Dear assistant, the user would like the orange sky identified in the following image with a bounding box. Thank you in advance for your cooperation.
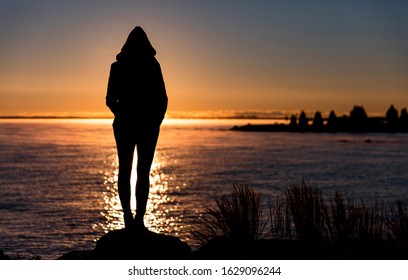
[0,1,407,118]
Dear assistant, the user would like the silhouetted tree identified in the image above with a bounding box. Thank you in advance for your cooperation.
[349,106,368,132]
[326,110,338,132]
[298,111,308,131]
[338,115,350,131]
[400,108,408,132]
[386,105,399,131]
[289,115,297,127]
[312,111,324,131]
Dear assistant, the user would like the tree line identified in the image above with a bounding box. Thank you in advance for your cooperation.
[289,105,408,132]
[232,105,408,133]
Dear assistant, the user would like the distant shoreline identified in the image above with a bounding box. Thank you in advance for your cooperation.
[231,122,408,133]
[233,105,408,133]
[0,116,112,119]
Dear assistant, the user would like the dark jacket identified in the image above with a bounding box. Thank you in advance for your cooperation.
[106,56,167,126]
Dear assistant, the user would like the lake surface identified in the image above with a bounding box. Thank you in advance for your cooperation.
[0,118,407,259]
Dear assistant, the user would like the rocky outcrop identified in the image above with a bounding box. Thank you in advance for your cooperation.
[0,250,11,260]
[60,228,191,260]
[192,237,307,260]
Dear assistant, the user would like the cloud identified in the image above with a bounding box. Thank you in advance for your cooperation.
[166,110,294,119]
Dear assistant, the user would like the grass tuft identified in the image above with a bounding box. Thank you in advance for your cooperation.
[192,184,263,244]
[284,179,328,245]
[387,199,408,245]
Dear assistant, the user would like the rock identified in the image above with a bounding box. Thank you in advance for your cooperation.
[60,228,191,260]
[0,250,11,260]
[95,228,191,259]
[191,236,243,259]
[192,237,309,260]
[59,250,97,260]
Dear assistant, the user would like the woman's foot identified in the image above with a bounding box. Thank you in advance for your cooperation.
[133,215,147,231]
[123,213,134,229]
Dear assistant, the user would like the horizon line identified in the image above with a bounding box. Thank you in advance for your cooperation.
[0,108,400,120]
[1,105,405,120]
[0,115,287,120]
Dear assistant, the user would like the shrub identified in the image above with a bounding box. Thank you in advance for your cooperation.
[284,179,328,245]
[192,184,263,244]
[192,180,408,258]
[328,193,386,246]
[387,199,408,245]
[268,196,292,240]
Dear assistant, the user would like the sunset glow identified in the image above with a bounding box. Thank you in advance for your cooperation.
[1,1,407,117]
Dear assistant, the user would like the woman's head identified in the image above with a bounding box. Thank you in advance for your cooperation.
[117,26,156,61]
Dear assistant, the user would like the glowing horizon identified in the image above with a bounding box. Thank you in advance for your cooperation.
[0,106,405,120]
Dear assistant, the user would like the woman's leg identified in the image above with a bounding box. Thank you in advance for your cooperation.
[135,126,160,225]
[114,122,135,227]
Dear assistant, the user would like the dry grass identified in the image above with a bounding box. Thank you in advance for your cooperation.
[268,179,406,251]
[284,179,328,245]
[387,199,408,245]
[327,192,385,247]
[191,184,264,244]
[192,180,408,256]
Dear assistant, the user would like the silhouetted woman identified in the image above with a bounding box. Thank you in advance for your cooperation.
[106,26,167,229]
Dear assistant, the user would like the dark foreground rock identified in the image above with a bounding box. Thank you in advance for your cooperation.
[58,231,408,260]
[60,228,191,260]
[5,233,406,260]
[191,237,408,260]
[60,235,312,260]
[0,250,11,260]
[192,237,305,259]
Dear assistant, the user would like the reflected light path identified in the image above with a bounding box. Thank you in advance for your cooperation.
[94,149,184,240]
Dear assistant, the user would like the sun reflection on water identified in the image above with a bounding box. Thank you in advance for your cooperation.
[94,149,183,239]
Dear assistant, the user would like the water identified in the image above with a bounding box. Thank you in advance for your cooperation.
[1,118,407,259]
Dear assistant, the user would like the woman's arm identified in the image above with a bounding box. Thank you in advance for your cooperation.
[106,62,121,115]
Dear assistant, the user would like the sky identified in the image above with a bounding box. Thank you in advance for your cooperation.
[0,0,407,118]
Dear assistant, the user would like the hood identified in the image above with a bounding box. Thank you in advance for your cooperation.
[116,26,156,62]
